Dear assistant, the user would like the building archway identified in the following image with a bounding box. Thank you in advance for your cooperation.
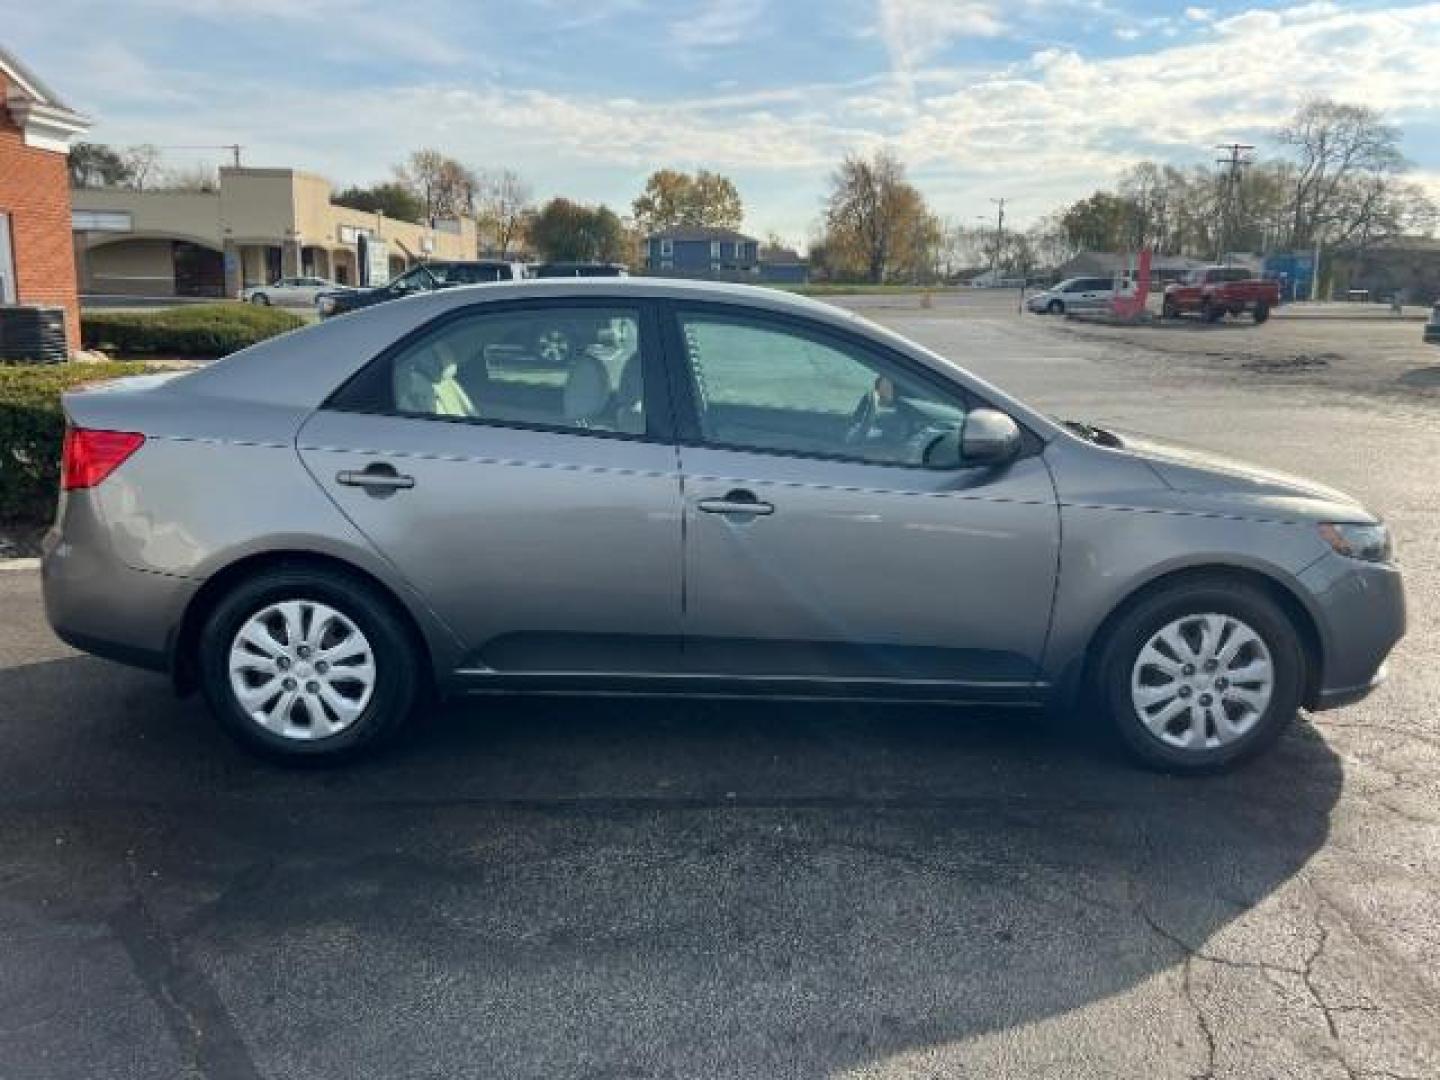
[79,233,224,297]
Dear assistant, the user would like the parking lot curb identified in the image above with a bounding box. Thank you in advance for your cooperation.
[0,558,41,571]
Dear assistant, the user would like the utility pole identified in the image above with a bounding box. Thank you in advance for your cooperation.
[989,197,1006,282]
[1214,143,1253,263]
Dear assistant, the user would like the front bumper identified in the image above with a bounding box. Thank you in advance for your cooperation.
[1295,551,1406,711]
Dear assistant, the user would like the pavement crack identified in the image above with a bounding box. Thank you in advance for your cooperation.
[108,860,263,1080]
[1134,905,1220,1079]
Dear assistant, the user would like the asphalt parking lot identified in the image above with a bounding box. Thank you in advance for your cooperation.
[2,292,1438,1079]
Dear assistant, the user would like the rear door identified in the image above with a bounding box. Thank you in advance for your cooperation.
[662,303,1059,687]
[298,298,683,676]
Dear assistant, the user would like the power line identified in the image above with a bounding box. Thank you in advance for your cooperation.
[152,144,244,167]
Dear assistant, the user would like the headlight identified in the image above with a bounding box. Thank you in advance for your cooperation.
[1318,522,1392,563]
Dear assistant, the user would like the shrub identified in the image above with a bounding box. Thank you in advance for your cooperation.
[81,303,304,358]
[0,362,160,524]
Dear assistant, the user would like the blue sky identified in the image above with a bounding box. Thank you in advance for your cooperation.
[6,0,1439,243]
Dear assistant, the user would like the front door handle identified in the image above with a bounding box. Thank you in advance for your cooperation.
[336,464,415,491]
[698,489,774,517]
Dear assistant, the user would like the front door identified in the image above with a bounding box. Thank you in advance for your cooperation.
[299,299,683,676]
[666,305,1059,687]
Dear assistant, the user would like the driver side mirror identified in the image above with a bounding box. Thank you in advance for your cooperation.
[924,408,1022,469]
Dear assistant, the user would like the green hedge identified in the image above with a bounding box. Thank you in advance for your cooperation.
[81,303,304,358]
[0,362,160,524]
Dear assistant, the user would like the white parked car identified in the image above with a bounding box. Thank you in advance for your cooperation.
[1026,277,1130,315]
[242,276,350,308]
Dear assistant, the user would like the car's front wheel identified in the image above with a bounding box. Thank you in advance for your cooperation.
[1047,299,1065,315]
[250,293,270,306]
[198,566,420,761]
[1096,578,1305,772]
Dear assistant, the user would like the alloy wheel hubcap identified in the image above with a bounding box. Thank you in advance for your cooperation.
[1130,613,1274,751]
[228,600,375,740]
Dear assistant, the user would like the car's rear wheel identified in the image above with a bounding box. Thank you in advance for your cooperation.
[1096,578,1304,773]
[250,293,270,306]
[198,567,420,761]
[1047,299,1065,315]
[1201,299,1222,323]
[1161,298,1178,319]
[1253,302,1271,324]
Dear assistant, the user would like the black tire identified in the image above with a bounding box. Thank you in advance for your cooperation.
[250,293,270,306]
[1095,577,1305,774]
[198,566,421,762]
[1047,299,1065,315]
[1201,299,1222,323]
[1161,298,1179,320]
[1253,302,1271,324]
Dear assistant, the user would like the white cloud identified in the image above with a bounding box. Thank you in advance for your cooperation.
[669,0,770,50]
[1184,6,1214,22]
[877,0,1006,98]
[48,1,1440,237]
[133,0,468,66]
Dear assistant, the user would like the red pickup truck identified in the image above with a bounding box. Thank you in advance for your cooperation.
[1162,266,1281,324]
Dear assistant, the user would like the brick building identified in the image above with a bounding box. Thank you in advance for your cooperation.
[0,48,89,350]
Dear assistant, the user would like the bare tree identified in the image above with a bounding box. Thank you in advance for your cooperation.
[394,149,477,222]
[1279,99,1406,247]
[476,169,533,256]
[122,144,162,190]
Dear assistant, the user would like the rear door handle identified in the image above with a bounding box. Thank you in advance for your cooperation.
[698,489,774,517]
[336,465,415,491]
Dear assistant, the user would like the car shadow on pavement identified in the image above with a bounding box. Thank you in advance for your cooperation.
[0,656,1343,1079]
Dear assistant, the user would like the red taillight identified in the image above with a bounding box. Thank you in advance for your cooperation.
[61,428,146,491]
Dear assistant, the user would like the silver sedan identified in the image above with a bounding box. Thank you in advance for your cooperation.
[43,279,1404,770]
[241,276,348,308]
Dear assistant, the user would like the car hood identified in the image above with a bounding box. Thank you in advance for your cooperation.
[1112,429,1375,521]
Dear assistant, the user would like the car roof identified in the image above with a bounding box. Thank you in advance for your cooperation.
[396,276,859,321]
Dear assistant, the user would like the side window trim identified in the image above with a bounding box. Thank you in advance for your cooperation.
[323,296,680,446]
[657,300,990,465]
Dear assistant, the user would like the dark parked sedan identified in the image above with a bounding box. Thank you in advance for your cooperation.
[318,260,525,318]
[44,280,1404,770]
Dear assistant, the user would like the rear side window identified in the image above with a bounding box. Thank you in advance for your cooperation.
[330,305,648,436]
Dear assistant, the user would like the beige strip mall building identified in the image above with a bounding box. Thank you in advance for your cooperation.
[72,167,477,298]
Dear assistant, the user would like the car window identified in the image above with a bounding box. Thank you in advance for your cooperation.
[675,311,969,467]
[432,264,504,285]
[344,306,647,436]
